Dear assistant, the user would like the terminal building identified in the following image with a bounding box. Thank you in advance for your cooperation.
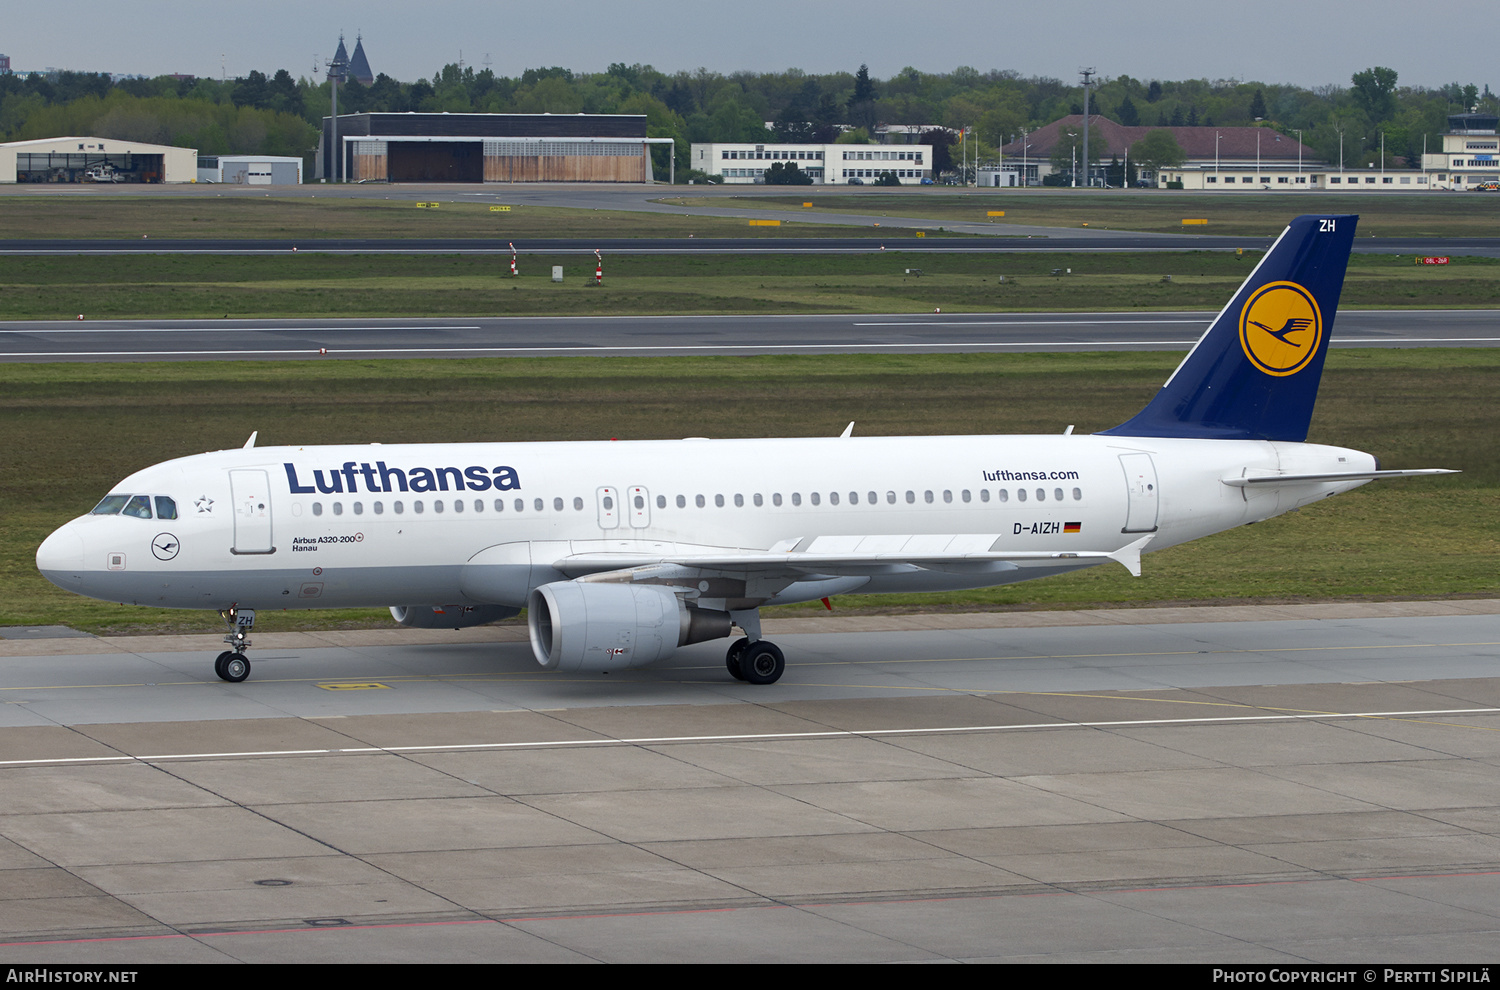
[318,113,669,183]
[0,136,197,183]
[690,141,934,184]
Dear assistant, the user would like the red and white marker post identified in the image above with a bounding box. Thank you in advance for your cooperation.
[509,242,518,277]
[594,249,603,285]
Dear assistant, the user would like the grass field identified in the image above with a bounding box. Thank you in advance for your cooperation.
[2,350,1492,635]
[0,195,925,241]
[3,250,1496,319]
[3,191,1497,241]
[664,191,1500,237]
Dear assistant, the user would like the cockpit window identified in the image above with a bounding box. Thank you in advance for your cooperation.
[122,495,153,519]
[92,495,130,515]
[155,496,178,520]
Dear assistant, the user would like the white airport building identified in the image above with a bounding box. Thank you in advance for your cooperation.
[690,142,933,184]
[1419,112,1500,190]
[0,136,197,183]
[197,155,303,185]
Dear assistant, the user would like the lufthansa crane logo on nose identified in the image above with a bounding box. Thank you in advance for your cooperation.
[151,533,180,561]
[1239,280,1323,377]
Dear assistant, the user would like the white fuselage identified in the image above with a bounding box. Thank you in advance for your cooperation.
[37,433,1375,612]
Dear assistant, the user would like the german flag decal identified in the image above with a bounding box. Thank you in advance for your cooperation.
[1064,521,1082,533]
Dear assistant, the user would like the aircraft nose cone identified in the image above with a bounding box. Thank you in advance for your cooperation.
[36,524,86,589]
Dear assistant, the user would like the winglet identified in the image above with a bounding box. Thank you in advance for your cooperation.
[243,431,258,449]
[1108,535,1154,578]
[840,422,855,439]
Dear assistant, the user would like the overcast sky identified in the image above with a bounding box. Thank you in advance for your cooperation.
[6,1,1493,93]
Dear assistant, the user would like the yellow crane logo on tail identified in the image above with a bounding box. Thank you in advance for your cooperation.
[1239,281,1323,377]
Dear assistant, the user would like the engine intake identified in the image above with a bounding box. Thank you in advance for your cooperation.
[527,581,732,672]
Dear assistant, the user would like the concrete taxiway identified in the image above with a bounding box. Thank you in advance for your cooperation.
[3,309,1497,362]
[0,601,1497,962]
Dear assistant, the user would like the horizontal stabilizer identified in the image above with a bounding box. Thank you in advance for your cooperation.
[1223,469,1459,487]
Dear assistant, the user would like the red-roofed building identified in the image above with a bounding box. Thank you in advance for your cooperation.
[1002,115,1320,189]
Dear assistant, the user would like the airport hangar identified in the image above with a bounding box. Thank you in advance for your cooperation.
[0,136,197,183]
[317,112,676,183]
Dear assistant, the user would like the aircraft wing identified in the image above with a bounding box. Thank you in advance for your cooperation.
[550,534,1153,581]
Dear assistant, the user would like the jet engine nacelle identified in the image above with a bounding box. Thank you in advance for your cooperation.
[390,604,521,629]
[527,581,732,672]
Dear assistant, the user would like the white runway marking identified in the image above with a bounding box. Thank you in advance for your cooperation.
[5,706,1493,768]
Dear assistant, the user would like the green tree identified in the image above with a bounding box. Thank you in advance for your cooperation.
[847,63,878,132]
[1351,67,1398,122]
[1131,129,1187,173]
[764,161,813,185]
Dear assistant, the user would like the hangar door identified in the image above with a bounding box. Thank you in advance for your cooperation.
[388,141,483,182]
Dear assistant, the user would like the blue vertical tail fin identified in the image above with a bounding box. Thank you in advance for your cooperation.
[1100,214,1357,442]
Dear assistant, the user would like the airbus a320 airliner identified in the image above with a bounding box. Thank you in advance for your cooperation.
[37,215,1453,685]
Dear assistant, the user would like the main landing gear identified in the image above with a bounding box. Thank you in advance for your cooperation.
[723,610,786,685]
[215,607,255,683]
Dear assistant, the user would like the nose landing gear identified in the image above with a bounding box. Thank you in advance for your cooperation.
[215,607,255,682]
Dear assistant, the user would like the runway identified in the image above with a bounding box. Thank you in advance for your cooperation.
[0,602,1497,962]
[7,235,1500,258]
[2,310,1496,361]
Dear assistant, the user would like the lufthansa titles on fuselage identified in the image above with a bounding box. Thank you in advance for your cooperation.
[283,461,521,496]
[981,469,1081,482]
